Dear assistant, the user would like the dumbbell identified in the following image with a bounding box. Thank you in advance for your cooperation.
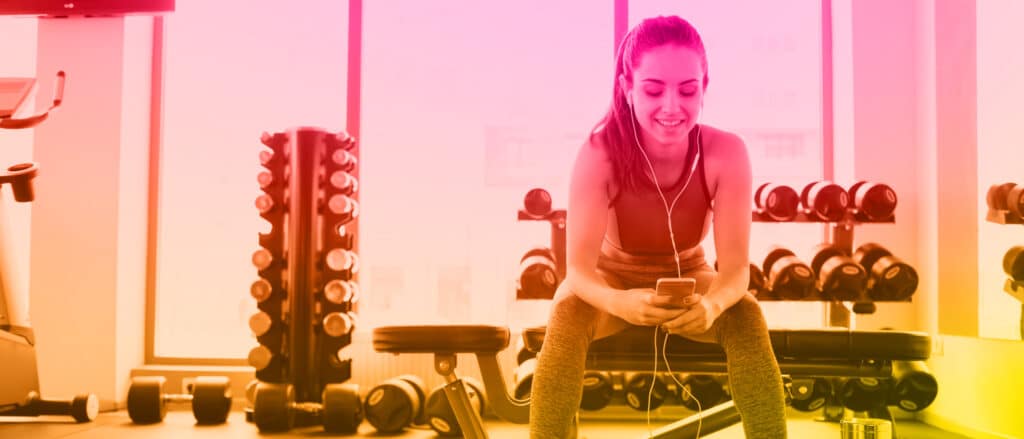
[519,247,559,299]
[524,187,553,217]
[986,182,1017,211]
[848,181,898,220]
[580,371,614,411]
[754,183,800,221]
[513,357,537,400]
[425,376,486,437]
[6,392,99,423]
[514,335,537,365]
[800,181,850,222]
[714,260,768,297]
[852,243,919,301]
[363,374,428,433]
[676,374,727,412]
[838,377,891,412]
[810,243,868,301]
[624,372,669,411]
[252,382,363,433]
[889,361,938,412]
[127,376,232,425]
[1004,246,1024,282]
[1008,185,1024,218]
[762,246,817,300]
[788,377,832,412]
[748,263,768,297]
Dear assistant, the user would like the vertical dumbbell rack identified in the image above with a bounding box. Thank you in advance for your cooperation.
[984,183,1024,339]
[515,188,567,300]
[248,127,362,432]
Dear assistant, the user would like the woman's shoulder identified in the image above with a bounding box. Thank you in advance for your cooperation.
[578,126,614,169]
[698,124,748,162]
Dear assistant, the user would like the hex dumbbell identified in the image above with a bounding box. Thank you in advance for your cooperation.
[788,377,832,412]
[1003,246,1024,282]
[762,246,817,300]
[127,376,231,425]
[252,382,363,433]
[580,371,615,411]
[518,247,559,299]
[624,372,669,411]
[987,182,1017,211]
[513,357,537,400]
[363,374,427,434]
[714,260,768,297]
[838,377,890,412]
[852,243,919,301]
[810,243,868,301]
[677,374,728,412]
[888,361,938,412]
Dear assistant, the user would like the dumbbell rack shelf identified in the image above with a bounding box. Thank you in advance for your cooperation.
[985,208,1024,225]
[753,207,900,329]
[1003,280,1024,304]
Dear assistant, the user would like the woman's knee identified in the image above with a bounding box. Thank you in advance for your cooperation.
[549,284,599,329]
[717,293,769,334]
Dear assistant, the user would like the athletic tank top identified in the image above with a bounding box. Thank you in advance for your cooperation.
[608,125,712,256]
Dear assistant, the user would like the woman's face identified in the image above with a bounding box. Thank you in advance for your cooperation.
[622,44,705,152]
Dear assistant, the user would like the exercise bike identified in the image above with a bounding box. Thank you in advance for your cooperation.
[0,71,98,423]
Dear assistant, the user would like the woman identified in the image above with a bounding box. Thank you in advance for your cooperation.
[528,15,787,438]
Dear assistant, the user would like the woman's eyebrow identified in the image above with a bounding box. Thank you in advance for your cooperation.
[641,78,699,85]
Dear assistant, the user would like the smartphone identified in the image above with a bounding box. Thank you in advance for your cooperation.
[656,277,697,306]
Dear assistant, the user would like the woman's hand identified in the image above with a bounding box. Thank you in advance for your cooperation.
[660,295,722,336]
[610,288,696,327]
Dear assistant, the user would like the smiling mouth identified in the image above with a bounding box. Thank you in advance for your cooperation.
[656,119,683,127]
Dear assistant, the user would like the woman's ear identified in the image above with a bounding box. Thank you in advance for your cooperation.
[618,74,631,107]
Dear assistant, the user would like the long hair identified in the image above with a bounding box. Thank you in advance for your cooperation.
[591,16,709,193]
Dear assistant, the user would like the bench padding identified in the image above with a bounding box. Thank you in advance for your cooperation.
[523,327,931,361]
[372,325,510,353]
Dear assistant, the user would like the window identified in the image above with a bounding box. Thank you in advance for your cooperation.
[153,0,350,359]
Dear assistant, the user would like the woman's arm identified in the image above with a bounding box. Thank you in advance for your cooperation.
[562,138,621,314]
[704,131,753,315]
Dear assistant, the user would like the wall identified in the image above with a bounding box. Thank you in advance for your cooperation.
[29,16,151,409]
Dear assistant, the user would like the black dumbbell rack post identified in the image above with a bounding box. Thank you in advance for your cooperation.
[251,127,359,417]
[754,203,896,329]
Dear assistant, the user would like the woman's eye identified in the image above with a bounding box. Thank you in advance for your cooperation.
[681,89,697,97]
[645,91,663,97]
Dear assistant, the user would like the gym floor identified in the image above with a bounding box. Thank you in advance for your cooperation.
[0,409,970,438]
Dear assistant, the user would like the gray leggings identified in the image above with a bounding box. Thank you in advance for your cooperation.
[528,245,787,438]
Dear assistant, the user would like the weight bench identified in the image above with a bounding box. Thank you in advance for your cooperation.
[372,325,931,439]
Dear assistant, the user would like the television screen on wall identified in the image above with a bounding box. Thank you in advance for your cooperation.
[0,0,174,17]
